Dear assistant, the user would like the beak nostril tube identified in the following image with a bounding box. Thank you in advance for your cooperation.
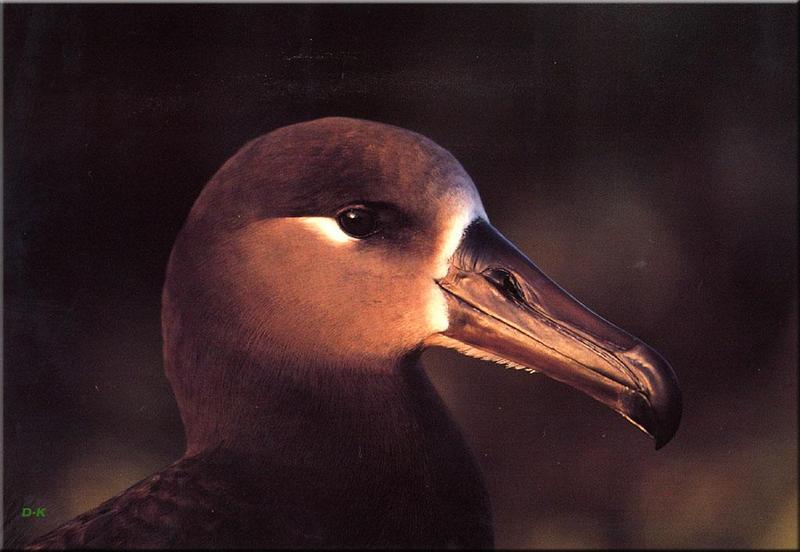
[483,268,527,305]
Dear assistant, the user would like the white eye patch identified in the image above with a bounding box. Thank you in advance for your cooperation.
[433,189,487,280]
[434,210,476,280]
[426,212,478,333]
[297,217,356,244]
[427,190,487,332]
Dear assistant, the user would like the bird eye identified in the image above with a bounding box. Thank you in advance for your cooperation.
[336,206,380,238]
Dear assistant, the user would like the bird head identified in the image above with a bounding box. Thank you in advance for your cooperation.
[163,117,681,451]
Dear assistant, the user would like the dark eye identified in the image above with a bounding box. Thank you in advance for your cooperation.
[336,206,380,238]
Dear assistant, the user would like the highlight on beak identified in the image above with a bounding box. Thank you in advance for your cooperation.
[430,219,682,449]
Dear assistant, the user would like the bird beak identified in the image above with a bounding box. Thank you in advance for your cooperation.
[433,219,682,449]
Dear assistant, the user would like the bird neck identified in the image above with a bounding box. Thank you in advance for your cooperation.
[179,351,463,482]
[170,349,493,547]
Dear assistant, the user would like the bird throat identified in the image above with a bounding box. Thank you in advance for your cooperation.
[184,352,456,475]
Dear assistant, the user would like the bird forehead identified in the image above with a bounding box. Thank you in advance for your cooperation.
[280,153,476,219]
[284,121,473,201]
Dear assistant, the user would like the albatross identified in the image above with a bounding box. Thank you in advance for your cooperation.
[28,117,681,549]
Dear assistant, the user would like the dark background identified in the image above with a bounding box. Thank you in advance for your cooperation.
[4,4,797,548]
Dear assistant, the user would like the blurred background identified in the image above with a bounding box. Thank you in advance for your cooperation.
[4,4,797,548]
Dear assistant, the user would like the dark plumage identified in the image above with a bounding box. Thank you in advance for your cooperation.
[28,117,680,549]
[29,372,492,549]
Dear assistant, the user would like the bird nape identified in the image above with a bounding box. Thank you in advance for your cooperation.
[27,117,681,549]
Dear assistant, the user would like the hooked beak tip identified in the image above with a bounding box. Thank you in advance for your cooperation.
[618,344,682,449]
[653,394,682,449]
